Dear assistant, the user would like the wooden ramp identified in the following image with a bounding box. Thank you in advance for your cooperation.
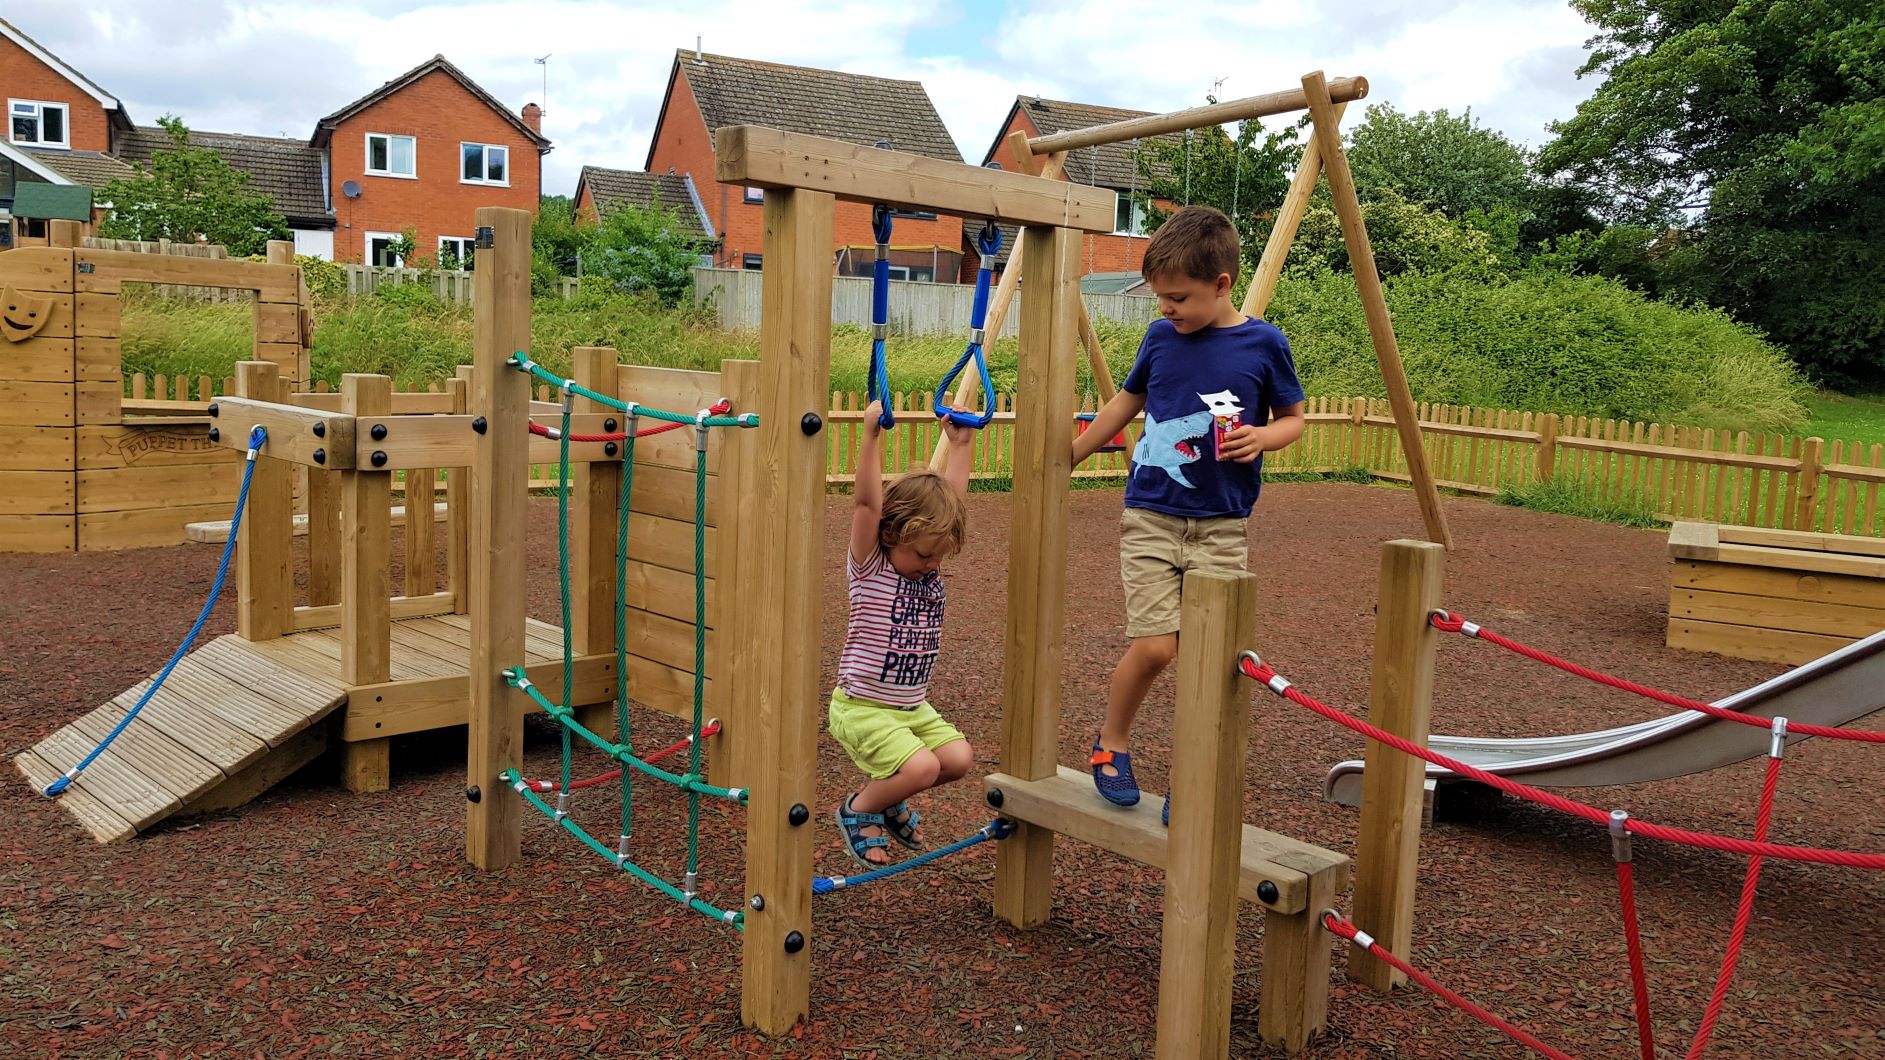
[15,617,564,843]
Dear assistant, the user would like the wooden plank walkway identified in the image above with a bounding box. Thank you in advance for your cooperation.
[16,618,561,843]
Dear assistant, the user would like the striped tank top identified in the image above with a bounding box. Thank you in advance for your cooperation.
[837,547,946,709]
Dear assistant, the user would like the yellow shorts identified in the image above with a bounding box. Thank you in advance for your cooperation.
[828,686,967,780]
[1119,507,1250,638]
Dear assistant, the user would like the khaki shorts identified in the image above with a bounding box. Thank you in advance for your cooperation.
[1119,507,1249,638]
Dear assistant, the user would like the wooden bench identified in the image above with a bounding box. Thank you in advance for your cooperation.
[1668,522,1885,664]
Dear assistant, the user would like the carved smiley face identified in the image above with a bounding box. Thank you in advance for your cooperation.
[2,287,54,343]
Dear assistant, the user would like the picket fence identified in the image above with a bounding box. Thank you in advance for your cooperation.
[341,264,579,303]
[116,374,1885,538]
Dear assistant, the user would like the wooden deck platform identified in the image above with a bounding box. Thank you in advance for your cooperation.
[16,617,567,843]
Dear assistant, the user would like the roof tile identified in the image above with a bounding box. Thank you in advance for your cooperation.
[577,167,713,240]
[676,51,960,163]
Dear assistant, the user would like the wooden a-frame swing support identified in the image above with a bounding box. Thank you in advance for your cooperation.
[928,72,1454,551]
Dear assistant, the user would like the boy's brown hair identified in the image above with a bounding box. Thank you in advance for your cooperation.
[879,468,968,552]
[1141,205,1241,285]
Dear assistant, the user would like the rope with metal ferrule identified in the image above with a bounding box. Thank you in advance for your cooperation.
[507,355,755,428]
[867,205,896,428]
[932,221,1002,429]
[44,425,269,798]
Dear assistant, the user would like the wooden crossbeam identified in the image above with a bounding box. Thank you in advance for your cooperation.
[714,126,1117,232]
[209,395,355,468]
[1027,77,1369,154]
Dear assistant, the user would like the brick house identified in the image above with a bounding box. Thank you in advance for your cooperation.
[572,166,715,248]
[0,16,135,242]
[645,49,964,281]
[313,55,551,267]
[964,96,1179,282]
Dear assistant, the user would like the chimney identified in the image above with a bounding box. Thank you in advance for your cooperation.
[695,36,704,62]
[522,103,542,134]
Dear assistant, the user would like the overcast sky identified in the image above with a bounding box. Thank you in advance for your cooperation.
[9,0,1602,198]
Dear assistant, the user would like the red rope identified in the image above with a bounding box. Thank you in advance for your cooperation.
[1684,754,1781,1059]
[1430,611,1885,745]
[1615,859,1656,1060]
[1322,913,1576,1060]
[1238,656,1885,870]
[524,721,722,793]
[528,399,733,443]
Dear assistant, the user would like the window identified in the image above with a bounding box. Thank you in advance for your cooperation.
[1115,194,1148,236]
[460,143,508,185]
[365,133,416,178]
[366,231,405,267]
[885,264,911,281]
[741,253,763,271]
[438,236,476,270]
[10,100,69,148]
[743,186,764,204]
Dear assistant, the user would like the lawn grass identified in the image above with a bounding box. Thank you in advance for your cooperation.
[1800,391,1885,447]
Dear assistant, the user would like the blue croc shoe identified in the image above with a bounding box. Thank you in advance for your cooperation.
[1089,739,1141,807]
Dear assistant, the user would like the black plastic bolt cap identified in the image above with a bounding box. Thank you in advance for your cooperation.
[312,421,326,438]
[788,804,810,826]
[207,427,220,443]
[1258,880,1280,904]
[370,423,388,441]
[465,785,482,803]
[783,931,805,954]
[800,413,823,435]
[371,451,387,468]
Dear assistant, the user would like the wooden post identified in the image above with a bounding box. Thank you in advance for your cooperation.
[340,373,394,792]
[446,371,471,614]
[1155,570,1260,1059]
[234,361,294,641]
[570,346,621,739]
[740,189,834,1033]
[1302,72,1452,551]
[467,208,533,869]
[709,359,761,789]
[993,223,1083,928]
[1244,102,1346,319]
[307,467,341,606]
[1350,540,1445,991]
[1791,437,1824,531]
[1535,413,1560,484]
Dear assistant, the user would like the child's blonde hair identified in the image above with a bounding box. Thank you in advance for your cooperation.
[879,468,968,552]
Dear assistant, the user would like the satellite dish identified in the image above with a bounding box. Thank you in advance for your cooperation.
[341,180,362,199]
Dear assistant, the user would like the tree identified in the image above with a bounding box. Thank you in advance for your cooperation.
[1537,0,1885,386]
[1291,187,1504,279]
[1346,103,1537,225]
[97,117,289,256]
[1132,109,1297,259]
[585,198,703,306]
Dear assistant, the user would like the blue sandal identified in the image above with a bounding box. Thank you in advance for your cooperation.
[836,796,892,868]
[1089,739,1141,807]
[883,801,924,851]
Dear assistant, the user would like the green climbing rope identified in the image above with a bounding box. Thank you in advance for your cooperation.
[510,355,754,428]
[507,667,747,803]
[502,769,744,929]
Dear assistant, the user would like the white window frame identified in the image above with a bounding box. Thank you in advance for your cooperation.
[9,99,70,149]
[438,235,476,269]
[364,133,417,179]
[885,264,912,281]
[365,231,405,268]
[459,142,509,186]
[1114,194,1148,237]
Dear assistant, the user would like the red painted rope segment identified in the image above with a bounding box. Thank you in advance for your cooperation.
[1322,912,1576,1060]
[1429,611,1885,745]
[1684,754,1781,1059]
[524,721,721,794]
[1237,655,1885,870]
[529,399,734,442]
[1614,857,1657,1060]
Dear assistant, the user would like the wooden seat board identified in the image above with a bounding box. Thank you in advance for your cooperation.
[983,766,1349,914]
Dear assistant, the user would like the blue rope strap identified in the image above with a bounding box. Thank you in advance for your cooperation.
[45,425,268,798]
[866,205,896,428]
[933,222,1002,429]
[812,817,1013,895]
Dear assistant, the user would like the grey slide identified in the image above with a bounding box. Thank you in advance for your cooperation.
[1323,629,1885,806]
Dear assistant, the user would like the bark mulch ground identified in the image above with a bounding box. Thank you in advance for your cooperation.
[2,482,1880,1058]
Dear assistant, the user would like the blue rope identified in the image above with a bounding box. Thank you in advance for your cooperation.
[812,817,1012,895]
[866,205,896,429]
[44,425,268,798]
[933,222,1002,429]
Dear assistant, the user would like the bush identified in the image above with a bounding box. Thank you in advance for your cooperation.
[297,255,347,301]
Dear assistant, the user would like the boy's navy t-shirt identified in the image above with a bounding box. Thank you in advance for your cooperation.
[1121,316,1304,519]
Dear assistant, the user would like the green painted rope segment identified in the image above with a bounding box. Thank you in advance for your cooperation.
[509,355,757,428]
[502,769,744,930]
[506,670,747,804]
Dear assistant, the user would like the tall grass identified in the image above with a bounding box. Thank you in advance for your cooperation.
[1495,473,1665,529]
